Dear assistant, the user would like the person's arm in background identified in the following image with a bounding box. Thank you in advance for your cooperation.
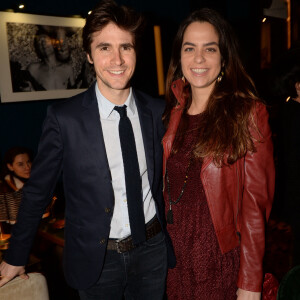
[0,105,64,287]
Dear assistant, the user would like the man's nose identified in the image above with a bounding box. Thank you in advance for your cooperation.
[112,49,124,65]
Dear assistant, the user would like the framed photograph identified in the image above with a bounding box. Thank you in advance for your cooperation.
[0,12,95,103]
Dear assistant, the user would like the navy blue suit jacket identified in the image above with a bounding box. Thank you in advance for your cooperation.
[5,83,175,289]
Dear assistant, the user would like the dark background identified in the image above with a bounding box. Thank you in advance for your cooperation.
[0,1,300,299]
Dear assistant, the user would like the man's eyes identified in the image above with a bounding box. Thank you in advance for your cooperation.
[99,46,133,51]
[100,46,109,51]
[122,45,133,51]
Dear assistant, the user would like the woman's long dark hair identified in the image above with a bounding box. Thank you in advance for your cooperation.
[164,8,261,166]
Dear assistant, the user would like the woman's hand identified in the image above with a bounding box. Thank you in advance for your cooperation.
[236,288,261,300]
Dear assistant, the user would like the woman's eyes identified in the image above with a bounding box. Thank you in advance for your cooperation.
[183,47,194,52]
[183,47,218,53]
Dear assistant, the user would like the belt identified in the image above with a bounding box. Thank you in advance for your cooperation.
[107,216,162,253]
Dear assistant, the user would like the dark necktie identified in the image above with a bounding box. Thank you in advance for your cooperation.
[114,105,146,244]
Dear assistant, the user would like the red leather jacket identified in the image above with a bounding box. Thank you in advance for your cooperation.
[162,79,275,292]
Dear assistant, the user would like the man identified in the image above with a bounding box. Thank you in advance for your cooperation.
[0,1,175,298]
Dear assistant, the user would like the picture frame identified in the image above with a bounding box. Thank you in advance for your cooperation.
[0,12,94,103]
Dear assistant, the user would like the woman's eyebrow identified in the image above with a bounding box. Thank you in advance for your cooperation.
[182,41,219,47]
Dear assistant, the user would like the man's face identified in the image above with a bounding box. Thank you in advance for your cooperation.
[87,22,136,103]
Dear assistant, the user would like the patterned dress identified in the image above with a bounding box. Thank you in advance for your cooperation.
[165,113,240,300]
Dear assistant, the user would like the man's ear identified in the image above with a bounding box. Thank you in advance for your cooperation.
[87,53,93,64]
[7,163,14,171]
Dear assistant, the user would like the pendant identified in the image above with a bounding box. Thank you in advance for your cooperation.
[167,205,173,224]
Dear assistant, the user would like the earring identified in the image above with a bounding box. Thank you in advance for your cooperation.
[217,71,224,83]
[182,76,186,83]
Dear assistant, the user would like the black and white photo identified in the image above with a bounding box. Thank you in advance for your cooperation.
[0,12,95,102]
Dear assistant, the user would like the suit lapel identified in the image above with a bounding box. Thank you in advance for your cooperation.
[81,83,111,181]
[133,90,154,188]
[80,85,155,186]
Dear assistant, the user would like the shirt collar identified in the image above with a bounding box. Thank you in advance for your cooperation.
[95,84,136,119]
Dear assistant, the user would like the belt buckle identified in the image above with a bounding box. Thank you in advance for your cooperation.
[115,239,123,254]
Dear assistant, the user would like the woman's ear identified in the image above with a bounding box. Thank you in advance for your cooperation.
[7,163,14,171]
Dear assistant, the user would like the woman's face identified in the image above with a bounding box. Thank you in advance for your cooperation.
[181,21,222,95]
[7,153,32,179]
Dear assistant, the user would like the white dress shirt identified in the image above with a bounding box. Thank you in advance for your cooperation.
[95,84,156,239]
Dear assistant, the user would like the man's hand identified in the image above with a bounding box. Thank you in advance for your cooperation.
[236,288,261,300]
[0,261,28,287]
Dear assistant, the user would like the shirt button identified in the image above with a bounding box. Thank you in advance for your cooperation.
[105,207,111,213]
[100,238,106,244]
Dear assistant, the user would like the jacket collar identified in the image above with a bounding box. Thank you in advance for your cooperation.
[133,89,155,188]
[82,81,98,108]
[171,78,186,108]
[81,83,155,188]
[82,82,140,113]
[163,79,213,171]
[163,78,186,141]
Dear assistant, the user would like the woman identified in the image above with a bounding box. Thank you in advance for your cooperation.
[162,8,275,300]
[0,147,32,230]
[0,147,32,193]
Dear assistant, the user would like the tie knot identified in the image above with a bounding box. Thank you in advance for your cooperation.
[114,105,127,118]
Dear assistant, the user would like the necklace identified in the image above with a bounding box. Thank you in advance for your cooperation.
[166,113,202,224]
[166,156,192,224]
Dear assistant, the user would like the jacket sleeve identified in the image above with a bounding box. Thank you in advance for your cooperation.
[4,105,64,266]
[237,102,275,292]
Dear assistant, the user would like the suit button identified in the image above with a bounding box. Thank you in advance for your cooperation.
[100,238,106,244]
[105,208,111,213]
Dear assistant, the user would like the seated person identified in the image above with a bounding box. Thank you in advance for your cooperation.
[0,147,32,232]
[0,147,54,229]
[0,147,32,193]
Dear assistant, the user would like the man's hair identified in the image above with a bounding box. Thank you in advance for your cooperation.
[82,0,144,57]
